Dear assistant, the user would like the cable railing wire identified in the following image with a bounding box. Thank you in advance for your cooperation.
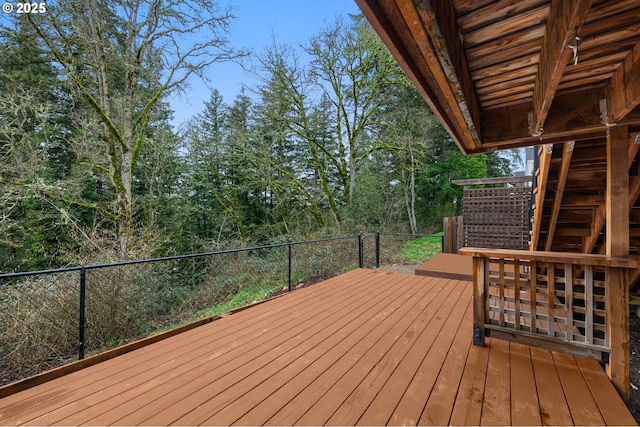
[0,232,440,386]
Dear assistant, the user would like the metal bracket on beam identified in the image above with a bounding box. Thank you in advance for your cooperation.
[473,326,485,346]
[416,0,429,10]
[528,112,543,138]
[567,141,575,152]
[600,98,617,127]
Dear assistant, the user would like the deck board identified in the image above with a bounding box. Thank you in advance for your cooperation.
[553,352,605,426]
[509,343,541,426]
[388,281,469,426]
[230,276,434,424]
[354,282,468,426]
[183,273,434,426]
[415,253,473,280]
[576,357,636,426]
[449,333,490,426]
[418,298,472,426]
[481,338,511,425]
[530,347,574,425]
[325,280,468,426]
[0,268,635,426]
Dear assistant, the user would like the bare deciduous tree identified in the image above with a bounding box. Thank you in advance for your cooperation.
[27,0,247,256]
[259,16,400,225]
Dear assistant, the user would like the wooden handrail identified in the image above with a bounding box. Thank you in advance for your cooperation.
[459,247,639,268]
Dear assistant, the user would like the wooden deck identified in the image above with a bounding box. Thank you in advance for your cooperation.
[0,268,635,426]
[415,252,472,280]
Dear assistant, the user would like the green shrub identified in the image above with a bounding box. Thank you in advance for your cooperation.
[395,235,442,264]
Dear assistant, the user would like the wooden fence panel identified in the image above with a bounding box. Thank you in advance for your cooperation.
[462,186,531,250]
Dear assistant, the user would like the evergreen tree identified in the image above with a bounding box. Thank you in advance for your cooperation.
[185,90,229,243]
[0,16,77,271]
[26,0,245,257]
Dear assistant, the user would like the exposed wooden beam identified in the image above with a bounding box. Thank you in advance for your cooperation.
[606,39,640,124]
[356,0,484,153]
[354,0,471,154]
[530,144,553,250]
[606,126,630,257]
[412,0,482,150]
[545,142,574,251]
[483,88,607,150]
[596,132,638,255]
[605,125,630,402]
[628,134,640,168]
[583,205,606,254]
[452,176,533,187]
[531,0,592,136]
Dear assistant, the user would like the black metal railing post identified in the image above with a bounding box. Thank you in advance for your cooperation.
[358,233,364,268]
[78,266,87,360]
[288,242,292,292]
[375,232,380,268]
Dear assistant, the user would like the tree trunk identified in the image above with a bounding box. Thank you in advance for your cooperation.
[118,148,133,255]
[402,150,418,235]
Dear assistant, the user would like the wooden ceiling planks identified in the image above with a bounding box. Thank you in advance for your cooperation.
[360,1,640,259]
[466,25,546,65]
[356,0,640,153]
[461,4,549,47]
[456,0,548,33]
[607,39,640,123]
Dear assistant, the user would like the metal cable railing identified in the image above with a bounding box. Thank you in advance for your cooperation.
[361,232,443,268]
[0,232,440,386]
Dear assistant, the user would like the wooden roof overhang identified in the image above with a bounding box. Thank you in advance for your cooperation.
[355,0,640,154]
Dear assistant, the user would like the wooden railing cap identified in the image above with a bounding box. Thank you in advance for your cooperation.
[458,247,640,268]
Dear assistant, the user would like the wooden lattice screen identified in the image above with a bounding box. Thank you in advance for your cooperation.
[458,248,635,362]
[455,177,532,250]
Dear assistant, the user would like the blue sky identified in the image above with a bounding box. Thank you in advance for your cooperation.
[169,0,362,128]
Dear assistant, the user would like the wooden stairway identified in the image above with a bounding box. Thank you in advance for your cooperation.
[529,132,640,288]
[530,134,640,255]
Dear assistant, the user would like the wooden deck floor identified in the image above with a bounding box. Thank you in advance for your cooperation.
[415,253,473,280]
[0,268,635,426]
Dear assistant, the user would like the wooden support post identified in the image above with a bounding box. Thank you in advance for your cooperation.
[443,217,450,253]
[565,264,573,341]
[443,216,463,253]
[473,256,486,346]
[605,125,630,402]
[607,267,629,401]
[456,216,464,254]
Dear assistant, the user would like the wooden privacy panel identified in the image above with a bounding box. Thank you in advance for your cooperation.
[462,186,531,250]
[484,258,607,353]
